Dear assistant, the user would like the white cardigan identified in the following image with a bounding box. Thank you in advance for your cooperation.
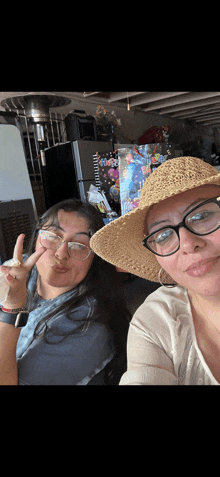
[120,286,219,385]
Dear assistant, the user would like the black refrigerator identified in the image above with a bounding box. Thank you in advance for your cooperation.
[43,140,112,209]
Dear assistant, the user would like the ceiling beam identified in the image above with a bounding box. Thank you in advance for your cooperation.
[171,109,215,119]
[196,110,220,118]
[176,107,220,120]
[143,92,220,112]
[158,95,220,115]
[171,103,220,118]
[194,103,220,114]
[108,92,146,102]
[196,113,220,122]
[197,116,220,123]
[203,121,220,126]
[83,92,102,97]
[192,113,220,121]
[130,91,189,108]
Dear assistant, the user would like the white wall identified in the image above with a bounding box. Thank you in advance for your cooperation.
[0,124,37,217]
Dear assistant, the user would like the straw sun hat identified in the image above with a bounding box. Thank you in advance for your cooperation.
[90,157,220,284]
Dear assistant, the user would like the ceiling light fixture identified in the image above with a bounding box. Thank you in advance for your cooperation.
[127,92,130,111]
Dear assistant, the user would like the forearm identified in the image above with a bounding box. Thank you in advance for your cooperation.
[0,235,46,385]
[0,322,21,385]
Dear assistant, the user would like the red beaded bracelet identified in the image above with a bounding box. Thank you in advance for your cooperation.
[1,306,25,314]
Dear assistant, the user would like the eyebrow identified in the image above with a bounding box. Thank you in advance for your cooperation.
[148,197,211,233]
[50,225,90,238]
[148,219,169,231]
[76,232,90,237]
[183,198,207,214]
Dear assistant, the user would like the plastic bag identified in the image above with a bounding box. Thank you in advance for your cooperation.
[87,184,111,213]
[87,184,117,219]
[0,258,21,304]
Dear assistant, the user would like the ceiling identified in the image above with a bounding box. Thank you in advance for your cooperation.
[1,91,220,128]
[80,92,220,128]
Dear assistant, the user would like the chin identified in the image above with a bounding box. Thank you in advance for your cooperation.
[47,273,83,290]
[183,276,220,297]
[47,277,72,288]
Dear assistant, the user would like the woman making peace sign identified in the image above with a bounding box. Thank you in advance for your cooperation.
[0,199,129,385]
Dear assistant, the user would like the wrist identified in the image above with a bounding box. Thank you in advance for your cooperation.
[0,308,29,328]
[1,306,25,314]
[3,291,26,311]
[2,301,26,310]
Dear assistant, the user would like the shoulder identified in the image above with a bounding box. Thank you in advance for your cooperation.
[120,286,191,385]
[133,286,189,321]
[130,286,191,346]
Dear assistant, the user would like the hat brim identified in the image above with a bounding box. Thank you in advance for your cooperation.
[90,172,220,283]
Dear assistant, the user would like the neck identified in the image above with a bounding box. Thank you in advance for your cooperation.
[189,290,220,331]
[189,290,220,309]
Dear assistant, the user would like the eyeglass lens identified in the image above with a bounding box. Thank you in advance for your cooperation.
[39,230,91,260]
[146,201,220,256]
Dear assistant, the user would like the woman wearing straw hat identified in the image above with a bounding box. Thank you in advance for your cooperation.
[91,157,220,385]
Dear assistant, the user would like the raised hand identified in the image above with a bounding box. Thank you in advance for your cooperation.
[0,234,46,309]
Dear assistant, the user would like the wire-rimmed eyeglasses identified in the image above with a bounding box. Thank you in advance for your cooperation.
[142,196,220,257]
[39,229,93,261]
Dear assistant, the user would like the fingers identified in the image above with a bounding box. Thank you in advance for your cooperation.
[0,246,46,292]
[13,234,25,264]
[0,263,25,287]
[22,246,46,272]
[0,265,18,279]
[12,231,47,272]
[5,273,18,286]
[0,233,46,279]
[0,235,46,309]
[0,267,23,292]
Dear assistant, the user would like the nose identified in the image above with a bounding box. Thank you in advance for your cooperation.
[55,241,69,260]
[179,227,206,254]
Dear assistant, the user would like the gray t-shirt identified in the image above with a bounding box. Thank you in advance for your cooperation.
[16,266,114,385]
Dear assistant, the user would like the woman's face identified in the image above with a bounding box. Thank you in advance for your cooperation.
[35,210,94,292]
[146,184,220,297]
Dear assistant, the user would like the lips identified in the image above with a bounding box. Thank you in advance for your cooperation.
[185,257,218,277]
[52,265,70,273]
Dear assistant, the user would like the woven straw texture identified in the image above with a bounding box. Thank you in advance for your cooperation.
[90,157,220,283]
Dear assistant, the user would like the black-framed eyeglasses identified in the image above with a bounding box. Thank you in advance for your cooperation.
[142,196,220,257]
[39,230,93,261]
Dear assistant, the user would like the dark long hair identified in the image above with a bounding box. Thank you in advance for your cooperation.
[27,198,130,378]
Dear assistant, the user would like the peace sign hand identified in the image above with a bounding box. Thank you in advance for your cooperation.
[0,234,46,309]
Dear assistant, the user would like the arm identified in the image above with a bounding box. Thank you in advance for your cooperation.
[0,323,21,385]
[0,234,46,385]
[120,301,178,385]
